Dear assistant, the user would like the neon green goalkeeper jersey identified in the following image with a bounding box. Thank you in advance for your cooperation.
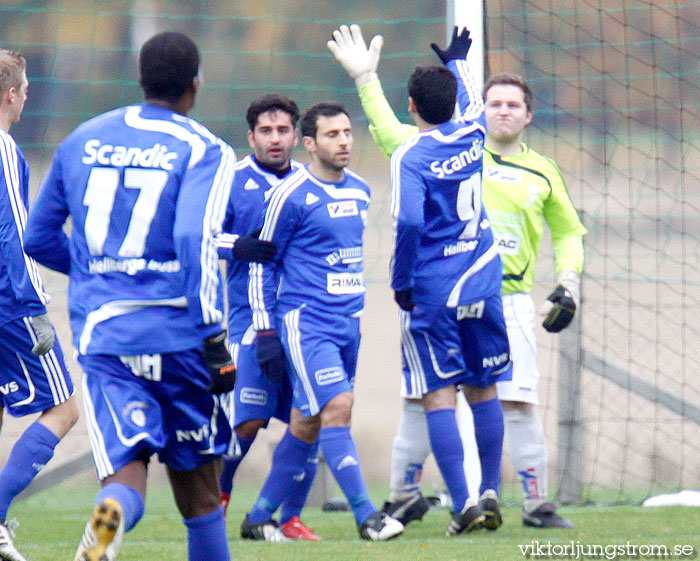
[358,78,587,295]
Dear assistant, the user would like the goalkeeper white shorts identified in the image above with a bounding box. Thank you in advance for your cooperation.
[496,292,541,405]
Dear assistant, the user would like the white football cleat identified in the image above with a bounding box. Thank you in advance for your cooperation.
[0,519,29,561]
[358,511,404,541]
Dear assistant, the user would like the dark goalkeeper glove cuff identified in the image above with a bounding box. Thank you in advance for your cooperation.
[255,330,286,384]
[430,26,472,64]
[394,288,416,312]
[203,331,236,394]
[542,285,576,333]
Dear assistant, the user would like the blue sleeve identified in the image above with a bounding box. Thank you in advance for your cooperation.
[249,187,299,331]
[390,153,425,291]
[0,157,49,309]
[214,184,237,261]
[173,141,235,338]
[448,59,486,130]
[24,151,72,274]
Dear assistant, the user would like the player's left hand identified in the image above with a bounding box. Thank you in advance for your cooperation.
[255,330,286,384]
[540,271,580,333]
[394,288,416,312]
[203,331,237,394]
[233,229,277,263]
[31,313,55,355]
[431,26,472,65]
[327,24,384,88]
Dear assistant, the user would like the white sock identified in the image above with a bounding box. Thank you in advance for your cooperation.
[389,399,431,502]
[503,406,548,512]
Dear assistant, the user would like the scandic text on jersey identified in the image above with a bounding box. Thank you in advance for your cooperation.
[82,139,178,170]
[429,138,483,179]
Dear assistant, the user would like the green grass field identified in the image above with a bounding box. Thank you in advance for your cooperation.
[11,482,700,561]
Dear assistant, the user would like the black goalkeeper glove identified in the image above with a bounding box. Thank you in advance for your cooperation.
[255,330,286,384]
[394,288,416,312]
[233,229,277,263]
[203,331,237,394]
[430,26,472,65]
[541,285,577,333]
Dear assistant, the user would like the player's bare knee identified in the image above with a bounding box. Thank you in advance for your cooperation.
[235,418,265,440]
[500,399,533,413]
[38,395,79,438]
[463,383,498,405]
[290,411,320,443]
[320,392,353,426]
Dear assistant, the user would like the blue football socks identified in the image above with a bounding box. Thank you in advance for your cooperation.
[471,398,504,495]
[0,421,59,520]
[95,482,144,532]
[426,408,469,512]
[319,426,375,525]
[247,430,314,524]
[219,434,255,495]
[280,440,319,524]
[184,508,229,561]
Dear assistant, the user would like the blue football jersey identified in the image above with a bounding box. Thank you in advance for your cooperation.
[0,129,50,324]
[250,166,370,331]
[215,155,302,341]
[24,103,236,355]
[390,59,502,307]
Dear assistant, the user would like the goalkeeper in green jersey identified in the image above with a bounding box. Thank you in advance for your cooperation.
[328,24,586,529]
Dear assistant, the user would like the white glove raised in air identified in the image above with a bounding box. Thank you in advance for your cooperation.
[327,24,383,88]
[539,271,580,333]
[30,313,55,355]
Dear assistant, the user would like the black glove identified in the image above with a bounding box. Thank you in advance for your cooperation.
[542,285,577,333]
[430,26,472,65]
[394,288,416,312]
[203,331,237,394]
[255,330,286,384]
[233,229,277,263]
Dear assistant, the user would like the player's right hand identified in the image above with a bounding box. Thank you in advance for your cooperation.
[327,24,383,88]
[431,26,472,65]
[233,229,277,263]
[394,288,416,312]
[31,313,55,355]
[255,330,286,384]
[203,331,237,394]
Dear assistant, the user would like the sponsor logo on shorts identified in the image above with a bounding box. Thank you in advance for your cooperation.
[483,352,510,369]
[315,367,345,386]
[0,381,19,395]
[123,401,149,428]
[176,424,211,443]
[240,388,268,406]
[457,300,485,320]
[327,200,358,218]
[327,272,364,294]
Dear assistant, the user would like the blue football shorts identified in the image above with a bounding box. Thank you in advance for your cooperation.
[78,350,231,480]
[400,294,512,398]
[279,305,360,418]
[0,316,74,416]
[227,325,293,428]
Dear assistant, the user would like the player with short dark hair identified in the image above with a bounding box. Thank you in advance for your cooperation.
[244,101,404,542]
[329,25,512,536]
[215,93,321,542]
[24,31,236,561]
[330,25,585,531]
[0,48,79,561]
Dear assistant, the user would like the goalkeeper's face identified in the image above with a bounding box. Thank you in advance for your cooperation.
[484,84,533,144]
[248,109,298,170]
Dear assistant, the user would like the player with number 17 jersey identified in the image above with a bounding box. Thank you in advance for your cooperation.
[25,103,235,356]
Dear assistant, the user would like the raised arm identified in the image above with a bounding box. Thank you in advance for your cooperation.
[328,24,417,158]
[431,26,484,125]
